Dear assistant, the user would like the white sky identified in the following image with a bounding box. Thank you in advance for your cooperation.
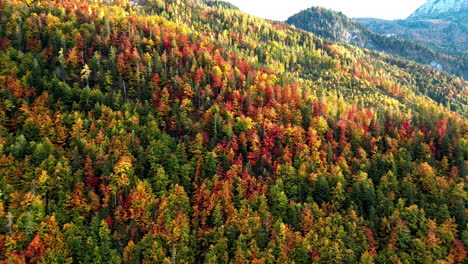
[223,0,428,21]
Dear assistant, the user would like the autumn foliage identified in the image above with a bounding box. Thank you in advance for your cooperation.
[0,0,466,263]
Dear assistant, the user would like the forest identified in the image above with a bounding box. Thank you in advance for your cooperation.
[0,0,466,263]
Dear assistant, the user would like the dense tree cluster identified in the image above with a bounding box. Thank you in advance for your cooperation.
[0,0,466,263]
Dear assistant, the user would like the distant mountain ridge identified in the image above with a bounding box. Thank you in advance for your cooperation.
[286,7,467,80]
[410,0,468,17]
[356,0,467,58]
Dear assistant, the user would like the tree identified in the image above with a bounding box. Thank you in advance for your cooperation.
[81,64,91,88]
[313,175,330,205]
[25,234,45,264]
[40,215,72,263]
[269,180,289,219]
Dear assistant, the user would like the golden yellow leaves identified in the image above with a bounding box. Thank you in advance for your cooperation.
[37,170,49,185]
[80,64,91,84]
[112,156,134,188]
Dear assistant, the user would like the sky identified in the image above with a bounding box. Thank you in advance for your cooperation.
[223,0,428,21]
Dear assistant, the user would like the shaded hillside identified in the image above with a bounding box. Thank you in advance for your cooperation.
[203,0,239,10]
[286,7,467,80]
[0,0,466,263]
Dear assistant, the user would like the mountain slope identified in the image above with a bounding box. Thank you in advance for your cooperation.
[0,0,466,263]
[286,7,467,80]
[410,0,468,18]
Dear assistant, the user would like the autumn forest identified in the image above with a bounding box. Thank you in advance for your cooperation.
[0,0,466,263]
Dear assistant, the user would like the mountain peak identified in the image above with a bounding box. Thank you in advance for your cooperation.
[410,0,468,17]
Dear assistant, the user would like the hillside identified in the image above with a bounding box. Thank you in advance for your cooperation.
[286,7,467,80]
[0,0,467,263]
